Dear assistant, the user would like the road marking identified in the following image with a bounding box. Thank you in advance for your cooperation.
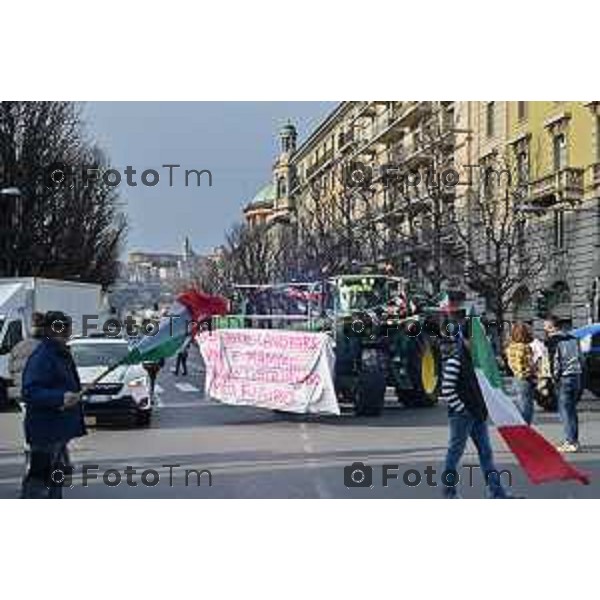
[300,422,332,499]
[158,400,213,409]
[174,382,200,393]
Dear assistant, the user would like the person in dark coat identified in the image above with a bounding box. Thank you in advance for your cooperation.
[175,336,192,376]
[20,311,86,499]
[438,325,511,499]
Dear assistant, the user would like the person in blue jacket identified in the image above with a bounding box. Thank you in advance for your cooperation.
[20,311,86,499]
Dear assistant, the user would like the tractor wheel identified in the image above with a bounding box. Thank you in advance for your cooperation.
[419,341,439,405]
[354,369,386,416]
[399,339,439,407]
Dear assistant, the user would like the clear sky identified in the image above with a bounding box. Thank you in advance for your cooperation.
[82,102,335,256]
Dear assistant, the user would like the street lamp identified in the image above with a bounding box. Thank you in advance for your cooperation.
[0,186,23,276]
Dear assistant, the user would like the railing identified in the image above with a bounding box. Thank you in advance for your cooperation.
[337,129,355,151]
[592,162,600,189]
[529,167,584,205]
[306,147,335,179]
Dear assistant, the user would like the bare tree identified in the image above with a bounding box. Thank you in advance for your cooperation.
[293,157,381,278]
[290,102,462,293]
[0,101,126,286]
[369,102,463,294]
[451,165,548,329]
[216,221,283,287]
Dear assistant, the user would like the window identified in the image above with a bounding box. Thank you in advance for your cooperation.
[486,102,495,137]
[517,150,529,186]
[517,101,527,121]
[554,210,565,249]
[516,219,526,261]
[483,165,495,199]
[553,133,567,171]
[70,342,130,367]
[0,320,23,354]
[276,176,286,198]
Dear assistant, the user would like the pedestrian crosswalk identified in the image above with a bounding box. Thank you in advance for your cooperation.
[152,377,206,409]
[174,382,200,393]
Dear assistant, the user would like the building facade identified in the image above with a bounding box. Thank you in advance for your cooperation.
[244,101,600,327]
[455,101,600,327]
[244,102,457,284]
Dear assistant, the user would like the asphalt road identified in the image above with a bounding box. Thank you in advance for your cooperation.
[2,350,600,499]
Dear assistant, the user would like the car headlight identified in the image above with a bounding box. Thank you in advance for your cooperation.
[127,377,147,389]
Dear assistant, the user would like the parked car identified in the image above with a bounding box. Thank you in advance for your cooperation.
[68,335,153,427]
[571,323,600,397]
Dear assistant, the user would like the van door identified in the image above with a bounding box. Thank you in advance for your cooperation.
[0,318,24,379]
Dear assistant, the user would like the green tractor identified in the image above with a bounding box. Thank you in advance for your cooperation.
[213,276,443,417]
[329,274,441,415]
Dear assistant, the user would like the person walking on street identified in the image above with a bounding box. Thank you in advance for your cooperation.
[439,326,512,499]
[20,312,86,499]
[143,358,164,401]
[530,334,554,410]
[506,322,535,424]
[175,336,192,376]
[7,312,45,409]
[544,315,583,452]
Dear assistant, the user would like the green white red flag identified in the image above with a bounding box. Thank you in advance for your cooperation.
[470,316,589,485]
[94,290,228,382]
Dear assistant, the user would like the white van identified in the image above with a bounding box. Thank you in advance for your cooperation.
[0,277,102,406]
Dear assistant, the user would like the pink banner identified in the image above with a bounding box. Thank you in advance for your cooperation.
[198,329,340,414]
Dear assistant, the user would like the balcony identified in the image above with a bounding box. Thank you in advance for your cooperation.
[337,129,355,153]
[353,101,378,121]
[305,147,334,180]
[529,167,584,207]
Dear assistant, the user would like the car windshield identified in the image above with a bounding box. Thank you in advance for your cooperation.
[70,343,129,367]
[337,278,389,312]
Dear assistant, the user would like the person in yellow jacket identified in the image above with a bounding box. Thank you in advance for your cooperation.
[506,322,535,424]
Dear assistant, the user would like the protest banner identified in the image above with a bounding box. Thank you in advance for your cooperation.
[198,329,340,415]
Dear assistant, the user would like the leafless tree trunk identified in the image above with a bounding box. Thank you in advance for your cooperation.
[0,101,126,287]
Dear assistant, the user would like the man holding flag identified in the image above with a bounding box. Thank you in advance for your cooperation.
[438,322,513,499]
[438,309,589,498]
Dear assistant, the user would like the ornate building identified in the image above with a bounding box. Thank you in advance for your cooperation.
[243,102,600,327]
[455,101,600,327]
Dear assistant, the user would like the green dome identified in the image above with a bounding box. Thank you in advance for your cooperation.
[253,183,275,202]
[246,182,275,209]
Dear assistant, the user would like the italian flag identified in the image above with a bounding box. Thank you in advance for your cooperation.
[95,290,228,380]
[470,316,589,485]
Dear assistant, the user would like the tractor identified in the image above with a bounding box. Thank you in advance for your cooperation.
[213,275,444,417]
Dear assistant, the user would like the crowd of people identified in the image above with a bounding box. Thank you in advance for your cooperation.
[5,303,587,500]
[505,315,583,452]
